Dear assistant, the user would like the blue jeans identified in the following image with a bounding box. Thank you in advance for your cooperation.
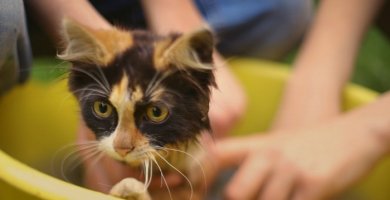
[195,0,313,59]
[0,0,32,95]
[92,0,313,60]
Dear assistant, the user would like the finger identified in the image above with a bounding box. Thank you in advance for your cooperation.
[258,161,297,200]
[224,154,272,200]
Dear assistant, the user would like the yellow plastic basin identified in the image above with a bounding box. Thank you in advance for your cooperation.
[1,58,389,199]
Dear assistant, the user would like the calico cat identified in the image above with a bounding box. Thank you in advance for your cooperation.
[58,19,215,200]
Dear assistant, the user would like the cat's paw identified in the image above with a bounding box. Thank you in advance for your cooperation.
[110,178,151,200]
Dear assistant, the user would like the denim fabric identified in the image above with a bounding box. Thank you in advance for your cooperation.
[195,0,313,59]
[0,0,32,95]
[91,0,313,60]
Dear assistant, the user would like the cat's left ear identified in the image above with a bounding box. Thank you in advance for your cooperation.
[58,19,133,66]
[154,27,215,72]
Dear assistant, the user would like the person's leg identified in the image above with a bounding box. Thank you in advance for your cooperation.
[195,0,313,60]
[0,0,32,95]
[17,5,32,84]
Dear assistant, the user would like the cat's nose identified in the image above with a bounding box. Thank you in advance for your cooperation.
[115,147,134,157]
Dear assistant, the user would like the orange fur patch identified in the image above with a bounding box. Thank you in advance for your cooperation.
[109,75,130,108]
[109,75,147,155]
[153,38,175,70]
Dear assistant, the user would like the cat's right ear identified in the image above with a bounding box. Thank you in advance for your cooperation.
[154,27,215,72]
[58,19,133,66]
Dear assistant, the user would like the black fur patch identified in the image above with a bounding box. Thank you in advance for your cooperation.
[68,30,215,146]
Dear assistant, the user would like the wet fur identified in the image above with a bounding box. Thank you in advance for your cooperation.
[59,19,215,199]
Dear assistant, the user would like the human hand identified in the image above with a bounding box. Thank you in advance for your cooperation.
[209,54,247,138]
[201,117,387,200]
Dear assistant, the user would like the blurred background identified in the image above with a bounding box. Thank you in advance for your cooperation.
[1,0,390,199]
[27,16,390,94]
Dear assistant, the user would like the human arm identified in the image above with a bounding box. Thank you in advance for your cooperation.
[273,0,384,130]
[25,0,111,46]
[215,0,388,199]
[212,92,390,200]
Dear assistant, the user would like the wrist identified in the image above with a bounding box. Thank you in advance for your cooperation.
[272,71,342,131]
[363,115,390,155]
[342,93,390,155]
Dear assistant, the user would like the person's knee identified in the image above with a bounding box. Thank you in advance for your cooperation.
[0,0,31,94]
[0,0,25,61]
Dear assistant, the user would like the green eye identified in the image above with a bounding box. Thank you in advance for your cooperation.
[146,104,169,123]
[93,101,113,118]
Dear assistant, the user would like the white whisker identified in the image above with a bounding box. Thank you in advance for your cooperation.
[155,151,194,200]
[144,159,150,190]
[150,154,173,200]
[69,148,101,172]
[147,159,153,190]
[79,92,107,102]
[58,142,100,182]
[155,146,207,190]
[71,67,110,94]
[73,86,108,97]
[88,151,105,168]
[145,70,176,97]
[96,66,111,93]
[145,72,160,96]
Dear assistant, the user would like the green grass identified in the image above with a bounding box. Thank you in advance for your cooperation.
[31,58,69,83]
[353,28,390,93]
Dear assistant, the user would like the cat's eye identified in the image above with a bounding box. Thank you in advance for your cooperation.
[146,104,169,123]
[93,101,113,118]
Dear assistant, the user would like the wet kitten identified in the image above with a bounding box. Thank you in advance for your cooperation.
[59,19,215,199]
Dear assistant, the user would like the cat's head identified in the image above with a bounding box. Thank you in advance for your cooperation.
[59,20,215,165]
